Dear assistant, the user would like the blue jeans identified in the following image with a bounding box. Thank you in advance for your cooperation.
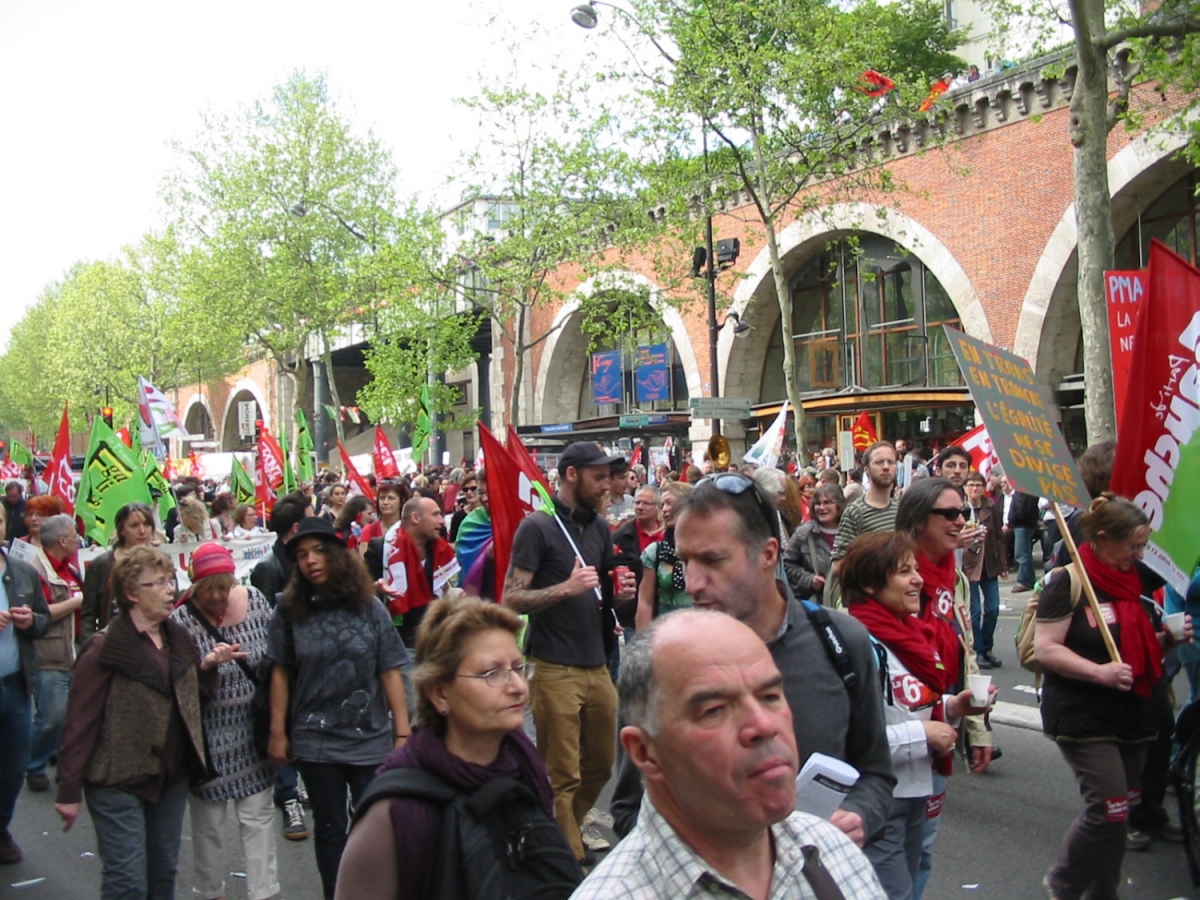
[0,672,32,837]
[294,761,376,900]
[273,764,300,808]
[27,668,70,777]
[85,778,190,900]
[914,773,947,900]
[1013,526,1035,587]
[970,578,1001,656]
[864,794,926,900]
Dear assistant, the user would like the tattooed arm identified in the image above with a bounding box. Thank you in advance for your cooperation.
[502,559,600,614]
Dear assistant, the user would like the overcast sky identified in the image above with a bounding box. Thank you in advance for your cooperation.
[0,0,607,350]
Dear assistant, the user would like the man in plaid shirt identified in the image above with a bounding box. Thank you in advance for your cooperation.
[571,610,884,900]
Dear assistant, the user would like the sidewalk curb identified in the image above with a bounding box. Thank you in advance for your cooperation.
[990,699,1042,732]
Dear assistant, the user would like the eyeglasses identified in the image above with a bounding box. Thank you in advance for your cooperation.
[929,507,968,521]
[462,486,478,494]
[140,579,174,592]
[697,473,780,541]
[456,662,535,689]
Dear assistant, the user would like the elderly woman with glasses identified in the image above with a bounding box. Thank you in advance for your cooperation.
[335,595,582,900]
[54,546,241,900]
[784,482,846,604]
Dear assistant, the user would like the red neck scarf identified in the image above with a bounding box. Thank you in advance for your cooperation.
[1078,542,1162,698]
[914,551,963,689]
[849,598,956,695]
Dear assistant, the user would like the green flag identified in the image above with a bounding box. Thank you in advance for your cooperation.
[277,428,296,497]
[294,409,315,485]
[231,457,256,506]
[76,418,154,546]
[140,449,176,524]
[9,441,34,467]
[323,404,339,422]
[412,384,432,462]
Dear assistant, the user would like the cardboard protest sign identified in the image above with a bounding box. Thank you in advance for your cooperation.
[943,326,1086,508]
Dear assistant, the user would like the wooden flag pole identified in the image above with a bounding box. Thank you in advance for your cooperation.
[1052,502,1122,663]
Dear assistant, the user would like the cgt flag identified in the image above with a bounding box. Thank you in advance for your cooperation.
[374,426,400,479]
[482,424,550,603]
[231,457,256,506]
[337,441,376,502]
[256,428,286,515]
[951,424,999,481]
[851,411,877,451]
[1111,240,1200,592]
[77,417,154,546]
[47,405,75,516]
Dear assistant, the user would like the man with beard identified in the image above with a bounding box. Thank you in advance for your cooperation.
[832,441,900,570]
[935,446,971,488]
[505,442,637,863]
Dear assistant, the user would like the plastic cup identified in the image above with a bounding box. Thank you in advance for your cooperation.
[1166,612,1188,641]
[967,674,992,709]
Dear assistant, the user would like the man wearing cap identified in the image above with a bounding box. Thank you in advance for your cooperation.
[504,441,637,862]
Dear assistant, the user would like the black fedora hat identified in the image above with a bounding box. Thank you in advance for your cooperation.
[285,516,347,560]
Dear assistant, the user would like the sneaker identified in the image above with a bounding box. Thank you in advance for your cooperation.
[25,772,50,792]
[580,824,611,852]
[282,799,308,841]
[296,785,311,809]
[1125,828,1151,852]
[582,807,614,829]
[0,832,22,865]
[976,654,993,670]
[1149,821,1184,843]
[986,652,1003,669]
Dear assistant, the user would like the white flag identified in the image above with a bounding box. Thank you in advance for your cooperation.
[743,402,790,470]
[137,376,188,458]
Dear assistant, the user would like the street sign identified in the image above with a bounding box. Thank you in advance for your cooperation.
[688,397,752,418]
[540,423,574,434]
[237,401,257,439]
[619,414,669,428]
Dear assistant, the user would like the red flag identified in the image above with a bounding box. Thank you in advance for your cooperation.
[189,449,205,480]
[337,441,376,502]
[851,411,878,451]
[373,426,400,479]
[47,405,75,516]
[255,429,285,514]
[505,426,551,493]
[116,427,132,448]
[951,424,998,481]
[482,424,545,602]
[855,69,896,97]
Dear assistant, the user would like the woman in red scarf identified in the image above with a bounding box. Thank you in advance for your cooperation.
[1035,495,1188,900]
[842,531,987,900]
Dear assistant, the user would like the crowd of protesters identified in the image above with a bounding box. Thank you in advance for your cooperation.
[0,432,1192,900]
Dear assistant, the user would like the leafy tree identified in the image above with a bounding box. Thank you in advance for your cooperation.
[165,71,405,451]
[982,0,1200,442]
[602,0,964,449]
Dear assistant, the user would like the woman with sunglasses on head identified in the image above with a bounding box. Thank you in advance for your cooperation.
[335,595,581,900]
[55,546,241,900]
[1037,495,1188,900]
[894,477,993,899]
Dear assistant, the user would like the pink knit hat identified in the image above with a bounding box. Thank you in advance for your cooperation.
[189,542,236,581]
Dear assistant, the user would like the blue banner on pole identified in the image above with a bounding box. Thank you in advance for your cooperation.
[592,350,623,405]
[635,343,669,403]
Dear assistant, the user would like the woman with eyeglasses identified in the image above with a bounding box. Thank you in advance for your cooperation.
[335,596,582,900]
[783,482,846,604]
[54,546,241,900]
[267,517,409,900]
[895,477,993,899]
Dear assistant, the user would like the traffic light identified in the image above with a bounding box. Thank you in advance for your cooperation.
[101,407,114,428]
[255,419,263,441]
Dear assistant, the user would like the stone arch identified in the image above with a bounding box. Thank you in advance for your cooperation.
[1013,118,1199,379]
[220,379,270,450]
[533,271,702,425]
[719,203,988,400]
[182,395,216,440]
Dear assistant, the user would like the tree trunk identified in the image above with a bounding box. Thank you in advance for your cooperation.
[509,304,527,427]
[321,338,346,446]
[764,223,808,453]
[1068,0,1117,443]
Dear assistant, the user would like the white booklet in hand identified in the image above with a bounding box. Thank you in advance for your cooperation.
[795,753,860,820]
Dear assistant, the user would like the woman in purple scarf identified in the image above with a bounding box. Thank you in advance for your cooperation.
[336,596,579,900]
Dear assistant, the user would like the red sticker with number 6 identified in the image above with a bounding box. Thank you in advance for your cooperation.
[892,674,939,712]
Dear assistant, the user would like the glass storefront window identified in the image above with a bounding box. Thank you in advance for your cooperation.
[1115,172,1198,268]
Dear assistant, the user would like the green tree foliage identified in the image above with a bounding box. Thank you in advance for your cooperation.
[602,0,965,448]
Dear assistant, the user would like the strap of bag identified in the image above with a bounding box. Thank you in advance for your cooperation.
[805,531,824,604]
[350,768,459,829]
[185,598,258,686]
[800,845,847,900]
[801,600,859,695]
[464,776,538,818]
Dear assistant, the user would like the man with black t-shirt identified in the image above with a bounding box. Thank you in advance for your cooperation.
[504,441,637,862]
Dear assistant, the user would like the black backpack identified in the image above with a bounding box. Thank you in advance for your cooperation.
[351,767,584,900]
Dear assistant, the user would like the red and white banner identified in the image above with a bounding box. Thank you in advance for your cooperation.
[1105,270,1148,428]
[951,424,999,482]
[47,405,75,515]
[373,426,400,480]
[506,426,551,494]
[483,424,548,602]
[255,429,285,513]
[338,441,376,502]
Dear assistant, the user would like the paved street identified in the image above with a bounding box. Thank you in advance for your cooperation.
[4,580,1197,899]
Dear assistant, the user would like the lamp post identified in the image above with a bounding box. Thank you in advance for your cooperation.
[573,3,748,436]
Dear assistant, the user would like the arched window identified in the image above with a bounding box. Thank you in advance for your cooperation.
[760,237,963,402]
[1115,171,1199,268]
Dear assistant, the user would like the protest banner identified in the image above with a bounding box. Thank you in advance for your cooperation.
[944,326,1117,659]
[1110,241,1200,593]
[744,402,789,469]
[1105,270,1148,427]
[47,405,75,515]
[951,424,999,481]
[374,426,400,479]
[851,410,877,451]
[78,534,276,590]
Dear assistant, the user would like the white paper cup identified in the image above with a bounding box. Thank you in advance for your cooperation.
[1166,612,1188,641]
[967,674,992,709]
